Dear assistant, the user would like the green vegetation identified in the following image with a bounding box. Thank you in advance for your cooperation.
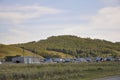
[15,35,120,58]
[0,35,120,58]
[0,44,42,58]
[0,62,120,80]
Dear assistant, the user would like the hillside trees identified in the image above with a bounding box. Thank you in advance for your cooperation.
[14,35,120,58]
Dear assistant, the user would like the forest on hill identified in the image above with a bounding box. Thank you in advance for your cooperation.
[13,35,120,58]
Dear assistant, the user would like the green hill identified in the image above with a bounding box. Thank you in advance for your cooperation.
[0,44,42,58]
[14,35,120,58]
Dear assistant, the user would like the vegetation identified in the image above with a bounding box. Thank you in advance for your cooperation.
[0,62,120,80]
[14,35,120,58]
[0,44,42,58]
[0,35,120,58]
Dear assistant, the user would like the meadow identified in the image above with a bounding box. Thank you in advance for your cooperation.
[0,62,120,80]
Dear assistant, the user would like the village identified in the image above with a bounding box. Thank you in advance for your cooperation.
[0,55,120,64]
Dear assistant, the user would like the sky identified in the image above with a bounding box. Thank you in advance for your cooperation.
[0,0,120,44]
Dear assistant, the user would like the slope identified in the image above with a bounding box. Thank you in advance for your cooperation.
[15,35,120,58]
[0,44,42,58]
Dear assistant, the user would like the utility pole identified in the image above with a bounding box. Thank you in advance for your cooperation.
[21,47,25,57]
[32,48,36,63]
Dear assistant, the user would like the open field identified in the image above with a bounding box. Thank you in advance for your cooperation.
[0,62,120,80]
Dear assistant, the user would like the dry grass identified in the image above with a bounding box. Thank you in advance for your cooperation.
[0,62,120,80]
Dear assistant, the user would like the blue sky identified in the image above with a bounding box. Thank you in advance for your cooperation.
[0,0,120,44]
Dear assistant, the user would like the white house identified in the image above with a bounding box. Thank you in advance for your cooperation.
[12,56,41,64]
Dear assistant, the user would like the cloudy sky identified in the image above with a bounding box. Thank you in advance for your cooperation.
[0,0,120,44]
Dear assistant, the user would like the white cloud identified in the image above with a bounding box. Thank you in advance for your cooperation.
[90,6,120,29]
[79,6,120,41]
[0,6,120,44]
[0,5,62,24]
[56,6,120,42]
[0,28,33,44]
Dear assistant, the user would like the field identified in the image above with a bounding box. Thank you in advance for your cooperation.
[0,62,120,80]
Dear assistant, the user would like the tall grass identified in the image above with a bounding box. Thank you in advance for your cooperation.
[0,62,120,80]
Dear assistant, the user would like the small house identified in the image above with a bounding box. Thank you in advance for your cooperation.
[95,57,103,62]
[106,57,114,61]
[85,57,92,62]
[12,56,41,64]
[0,61,2,64]
[44,58,53,63]
[114,57,120,61]
[75,58,87,62]
[64,58,72,62]
[53,58,64,63]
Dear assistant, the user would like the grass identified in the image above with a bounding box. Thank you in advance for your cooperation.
[46,50,73,58]
[0,62,120,80]
[0,44,42,58]
[0,44,71,58]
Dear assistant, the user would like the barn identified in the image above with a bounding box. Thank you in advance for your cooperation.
[12,56,41,64]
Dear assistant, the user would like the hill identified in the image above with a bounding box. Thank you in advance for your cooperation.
[0,44,42,58]
[14,35,120,58]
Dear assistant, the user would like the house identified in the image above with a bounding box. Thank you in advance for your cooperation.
[106,57,114,61]
[114,57,120,61]
[12,56,41,64]
[85,57,92,62]
[75,58,87,62]
[44,58,53,63]
[0,61,2,64]
[64,58,72,62]
[0,58,5,62]
[52,58,64,63]
[95,57,104,62]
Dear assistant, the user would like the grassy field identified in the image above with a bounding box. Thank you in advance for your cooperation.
[0,62,120,80]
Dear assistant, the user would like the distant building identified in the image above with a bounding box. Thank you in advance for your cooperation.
[114,57,120,61]
[12,56,41,64]
[64,58,72,62]
[0,58,5,62]
[0,61,2,64]
[44,58,53,63]
[95,57,103,62]
[75,58,87,62]
[106,57,114,61]
[53,58,64,63]
[85,57,92,62]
